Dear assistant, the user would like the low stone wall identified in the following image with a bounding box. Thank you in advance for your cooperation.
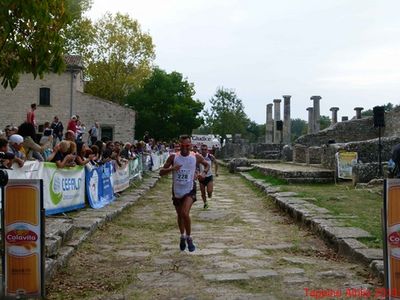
[352,163,381,184]
[220,142,283,159]
[307,146,322,164]
[295,118,377,147]
[293,144,307,163]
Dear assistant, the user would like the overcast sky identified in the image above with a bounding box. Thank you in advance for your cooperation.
[87,0,400,124]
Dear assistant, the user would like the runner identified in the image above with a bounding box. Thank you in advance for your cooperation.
[198,144,218,209]
[159,135,210,252]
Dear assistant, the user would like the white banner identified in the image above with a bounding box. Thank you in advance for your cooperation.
[39,162,86,215]
[113,161,130,193]
[6,161,41,179]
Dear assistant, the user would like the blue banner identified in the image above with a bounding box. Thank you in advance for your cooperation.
[86,162,115,209]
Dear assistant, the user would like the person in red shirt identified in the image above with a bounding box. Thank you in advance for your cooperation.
[67,115,78,135]
[26,103,37,129]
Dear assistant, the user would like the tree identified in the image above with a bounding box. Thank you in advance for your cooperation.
[362,102,399,117]
[126,68,204,141]
[78,13,155,103]
[320,115,331,130]
[204,87,249,139]
[0,0,89,89]
[291,118,307,141]
[246,121,265,143]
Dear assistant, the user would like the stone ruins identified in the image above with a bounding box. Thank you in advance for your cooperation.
[220,95,400,184]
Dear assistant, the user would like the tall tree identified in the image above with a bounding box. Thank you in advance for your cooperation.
[0,0,89,89]
[81,13,155,103]
[204,87,249,139]
[291,118,307,141]
[126,68,204,141]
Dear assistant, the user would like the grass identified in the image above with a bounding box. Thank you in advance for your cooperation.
[247,170,383,248]
[248,169,287,185]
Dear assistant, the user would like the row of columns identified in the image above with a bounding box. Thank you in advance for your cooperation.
[329,106,364,126]
[265,95,291,144]
[266,95,365,144]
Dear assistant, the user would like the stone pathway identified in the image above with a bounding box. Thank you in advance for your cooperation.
[47,168,381,299]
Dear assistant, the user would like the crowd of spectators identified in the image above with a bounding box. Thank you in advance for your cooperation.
[0,103,175,171]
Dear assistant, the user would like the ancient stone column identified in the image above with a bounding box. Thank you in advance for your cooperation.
[330,107,339,125]
[273,99,281,144]
[354,107,363,119]
[342,116,348,121]
[307,107,314,134]
[265,104,274,143]
[311,95,321,133]
[283,95,291,144]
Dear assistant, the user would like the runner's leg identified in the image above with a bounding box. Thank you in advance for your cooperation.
[207,180,213,198]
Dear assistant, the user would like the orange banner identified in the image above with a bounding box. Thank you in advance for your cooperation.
[2,179,44,298]
[386,179,400,299]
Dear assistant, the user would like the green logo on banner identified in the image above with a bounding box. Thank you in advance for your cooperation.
[50,172,63,205]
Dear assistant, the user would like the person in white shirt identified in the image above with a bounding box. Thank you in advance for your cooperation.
[159,135,209,252]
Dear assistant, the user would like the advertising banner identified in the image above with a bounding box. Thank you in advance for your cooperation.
[7,161,41,180]
[40,163,86,215]
[336,151,358,179]
[129,158,142,180]
[113,160,130,193]
[384,179,400,298]
[2,179,44,298]
[86,162,115,209]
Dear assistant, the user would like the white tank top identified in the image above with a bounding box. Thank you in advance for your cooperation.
[173,152,196,198]
[199,153,212,177]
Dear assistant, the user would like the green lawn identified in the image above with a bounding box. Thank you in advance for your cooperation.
[248,169,383,248]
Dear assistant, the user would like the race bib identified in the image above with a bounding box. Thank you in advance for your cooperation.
[176,169,191,183]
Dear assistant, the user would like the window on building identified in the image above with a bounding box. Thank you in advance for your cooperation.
[39,87,50,106]
[101,126,113,142]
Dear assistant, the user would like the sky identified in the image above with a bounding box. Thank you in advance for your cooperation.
[87,0,400,124]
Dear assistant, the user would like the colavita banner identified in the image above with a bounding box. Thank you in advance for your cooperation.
[2,179,44,298]
[40,162,85,215]
[384,179,400,298]
[336,151,358,179]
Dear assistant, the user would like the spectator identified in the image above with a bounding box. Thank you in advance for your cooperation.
[143,131,150,143]
[51,116,63,144]
[75,141,94,166]
[48,140,76,168]
[0,138,14,168]
[76,120,85,142]
[26,103,37,129]
[8,134,25,167]
[18,122,52,161]
[65,130,76,142]
[67,115,78,134]
[89,122,99,145]
[39,123,54,161]
[120,143,132,160]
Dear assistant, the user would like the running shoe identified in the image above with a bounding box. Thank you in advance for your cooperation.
[203,202,209,209]
[180,237,186,251]
[187,237,196,252]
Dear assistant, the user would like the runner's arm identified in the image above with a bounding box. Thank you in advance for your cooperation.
[159,154,181,176]
[210,154,218,176]
[196,153,210,176]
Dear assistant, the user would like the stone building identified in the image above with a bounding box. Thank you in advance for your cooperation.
[0,55,135,142]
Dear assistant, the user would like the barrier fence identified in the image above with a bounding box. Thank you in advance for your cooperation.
[2,152,169,215]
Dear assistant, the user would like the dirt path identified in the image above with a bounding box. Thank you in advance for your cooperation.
[46,168,380,299]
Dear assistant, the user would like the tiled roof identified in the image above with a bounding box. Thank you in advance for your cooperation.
[64,55,83,69]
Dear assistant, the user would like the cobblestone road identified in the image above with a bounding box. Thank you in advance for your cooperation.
[47,168,380,299]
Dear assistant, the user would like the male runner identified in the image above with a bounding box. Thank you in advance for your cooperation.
[197,144,218,209]
[160,135,209,252]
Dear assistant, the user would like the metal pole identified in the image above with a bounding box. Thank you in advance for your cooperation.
[379,126,382,177]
